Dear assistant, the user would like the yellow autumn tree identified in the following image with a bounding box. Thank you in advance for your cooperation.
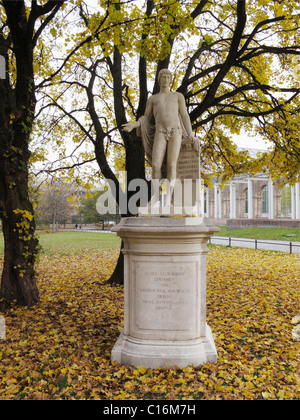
[33,0,300,283]
[36,0,300,185]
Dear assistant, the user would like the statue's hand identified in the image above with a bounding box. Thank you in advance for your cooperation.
[122,122,136,133]
[191,136,201,151]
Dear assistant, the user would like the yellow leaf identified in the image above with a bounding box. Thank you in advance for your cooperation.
[137,366,147,375]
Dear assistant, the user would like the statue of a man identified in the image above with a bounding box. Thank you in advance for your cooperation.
[122,68,197,207]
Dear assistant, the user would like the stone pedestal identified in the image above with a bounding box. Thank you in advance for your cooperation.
[111,217,219,369]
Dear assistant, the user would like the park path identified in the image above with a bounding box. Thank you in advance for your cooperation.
[72,227,300,254]
[210,236,300,254]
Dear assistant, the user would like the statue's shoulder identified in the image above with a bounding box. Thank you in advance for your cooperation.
[174,91,184,99]
[148,94,155,103]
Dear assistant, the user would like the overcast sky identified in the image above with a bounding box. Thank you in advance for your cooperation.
[233,134,271,151]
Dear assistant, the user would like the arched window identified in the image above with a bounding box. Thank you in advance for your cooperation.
[261,185,269,214]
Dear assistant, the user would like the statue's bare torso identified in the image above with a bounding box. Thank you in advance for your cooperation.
[151,92,182,132]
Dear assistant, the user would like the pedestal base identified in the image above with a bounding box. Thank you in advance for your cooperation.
[111,217,219,369]
[112,324,217,369]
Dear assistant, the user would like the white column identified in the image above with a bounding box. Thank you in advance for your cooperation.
[214,185,218,219]
[295,183,300,219]
[291,186,296,219]
[218,187,222,219]
[268,180,274,219]
[248,178,253,219]
[205,188,209,217]
[229,182,236,219]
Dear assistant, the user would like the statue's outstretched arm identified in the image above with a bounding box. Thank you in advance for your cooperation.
[122,96,153,133]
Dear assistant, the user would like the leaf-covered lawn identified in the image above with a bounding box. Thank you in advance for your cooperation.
[0,246,299,400]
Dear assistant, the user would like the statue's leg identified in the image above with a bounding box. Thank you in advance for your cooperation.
[150,132,167,206]
[165,130,182,206]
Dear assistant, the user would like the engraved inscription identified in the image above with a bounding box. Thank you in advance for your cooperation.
[176,149,201,208]
[177,158,199,179]
[135,262,197,332]
[177,149,200,180]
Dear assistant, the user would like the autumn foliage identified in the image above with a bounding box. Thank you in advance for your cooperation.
[0,241,299,400]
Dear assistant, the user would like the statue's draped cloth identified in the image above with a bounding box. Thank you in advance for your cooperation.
[137,115,191,178]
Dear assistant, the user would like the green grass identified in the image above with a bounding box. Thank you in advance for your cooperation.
[216,226,300,241]
[0,231,121,256]
[0,226,298,257]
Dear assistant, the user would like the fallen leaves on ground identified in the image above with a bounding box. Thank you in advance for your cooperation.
[0,246,299,400]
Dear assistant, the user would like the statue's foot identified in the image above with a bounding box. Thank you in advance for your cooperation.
[164,194,173,208]
[138,197,160,216]
[148,197,160,208]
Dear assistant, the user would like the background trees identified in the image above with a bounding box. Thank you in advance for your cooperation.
[36,180,77,231]
[1,0,299,301]
[78,190,120,226]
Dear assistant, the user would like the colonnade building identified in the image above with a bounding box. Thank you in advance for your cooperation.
[204,150,300,228]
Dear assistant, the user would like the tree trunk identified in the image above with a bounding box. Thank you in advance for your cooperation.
[107,241,124,286]
[107,134,146,286]
[0,153,39,311]
[0,60,40,310]
[0,0,67,311]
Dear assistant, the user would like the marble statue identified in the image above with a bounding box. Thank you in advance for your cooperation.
[111,73,218,370]
[122,69,198,208]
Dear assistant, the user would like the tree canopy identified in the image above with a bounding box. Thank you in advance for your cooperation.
[34,0,300,190]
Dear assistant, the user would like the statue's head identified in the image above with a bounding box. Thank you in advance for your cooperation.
[158,68,172,85]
